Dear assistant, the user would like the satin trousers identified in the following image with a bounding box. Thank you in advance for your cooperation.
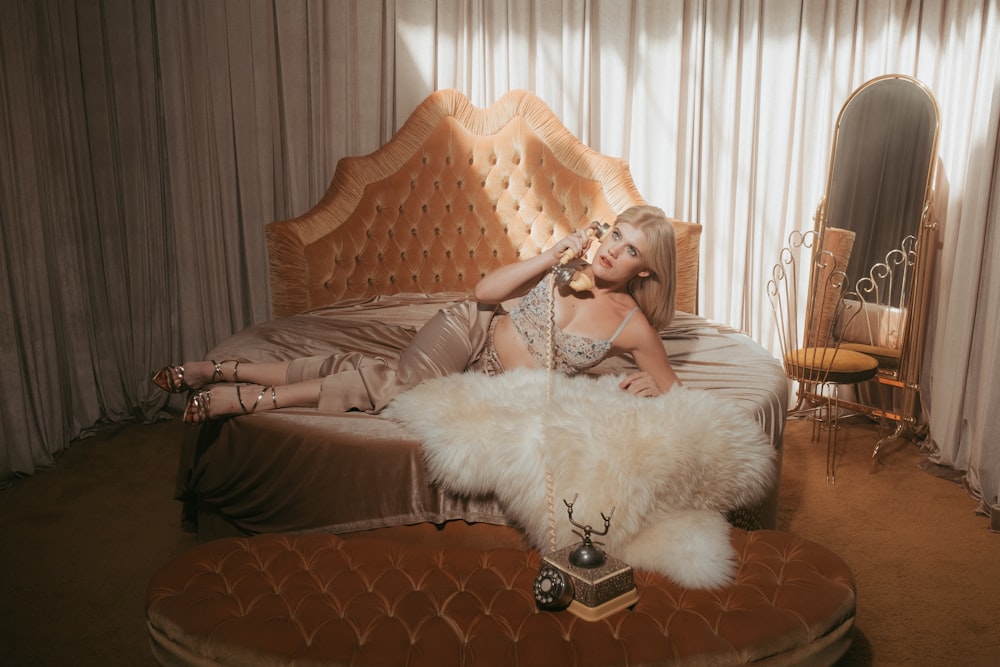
[286,301,500,413]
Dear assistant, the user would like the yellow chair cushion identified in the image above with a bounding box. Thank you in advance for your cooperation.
[786,347,879,384]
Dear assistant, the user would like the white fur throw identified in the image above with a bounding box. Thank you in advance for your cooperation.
[383,368,777,589]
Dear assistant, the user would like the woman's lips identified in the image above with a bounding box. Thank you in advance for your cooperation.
[598,256,612,269]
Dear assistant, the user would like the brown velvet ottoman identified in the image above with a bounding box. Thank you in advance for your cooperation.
[146,530,856,666]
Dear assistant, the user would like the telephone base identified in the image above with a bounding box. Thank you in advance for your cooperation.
[566,588,639,621]
[542,545,638,621]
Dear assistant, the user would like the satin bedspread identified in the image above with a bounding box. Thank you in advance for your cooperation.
[176,293,788,540]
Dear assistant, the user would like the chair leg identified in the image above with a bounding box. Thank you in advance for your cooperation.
[825,391,839,485]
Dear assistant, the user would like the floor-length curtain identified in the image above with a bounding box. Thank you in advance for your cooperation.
[3,1,999,520]
[1,0,172,481]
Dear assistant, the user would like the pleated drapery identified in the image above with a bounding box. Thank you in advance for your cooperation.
[2,1,998,522]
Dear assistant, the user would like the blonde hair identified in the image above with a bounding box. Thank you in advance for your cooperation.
[619,205,677,330]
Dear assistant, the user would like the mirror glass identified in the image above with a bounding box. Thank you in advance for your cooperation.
[823,75,939,288]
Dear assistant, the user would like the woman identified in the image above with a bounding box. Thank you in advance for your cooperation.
[153,205,681,422]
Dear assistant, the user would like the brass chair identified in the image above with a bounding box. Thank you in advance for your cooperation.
[767,228,880,484]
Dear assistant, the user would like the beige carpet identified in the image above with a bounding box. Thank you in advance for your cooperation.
[776,417,1000,665]
[1,416,998,665]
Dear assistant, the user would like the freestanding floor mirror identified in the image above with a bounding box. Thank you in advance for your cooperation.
[813,74,941,471]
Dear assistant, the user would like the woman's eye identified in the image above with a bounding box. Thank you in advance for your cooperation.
[612,230,621,240]
[628,247,638,257]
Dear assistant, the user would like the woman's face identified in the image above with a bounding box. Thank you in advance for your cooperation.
[592,222,651,282]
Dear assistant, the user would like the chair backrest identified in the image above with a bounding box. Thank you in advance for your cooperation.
[767,228,870,386]
[835,235,916,370]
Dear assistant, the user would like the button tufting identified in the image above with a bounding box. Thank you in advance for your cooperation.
[147,531,854,666]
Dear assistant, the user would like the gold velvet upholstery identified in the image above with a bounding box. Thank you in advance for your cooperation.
[146,531,856,666]
[266,89,701,317]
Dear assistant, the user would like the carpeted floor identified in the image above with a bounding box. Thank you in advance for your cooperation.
[1,415,998,665]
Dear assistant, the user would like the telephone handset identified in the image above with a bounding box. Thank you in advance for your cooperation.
[552,221,614,292]
[532,495,638,620]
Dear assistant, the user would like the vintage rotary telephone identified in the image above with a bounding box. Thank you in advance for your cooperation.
[532,219,639,621]
[533,495,639,620]
[551,221,615,292]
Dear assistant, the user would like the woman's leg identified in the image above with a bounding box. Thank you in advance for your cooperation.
[179,300,496,420]
[157,359,291,390]
[184,376,324,422]
[346,301,497,413]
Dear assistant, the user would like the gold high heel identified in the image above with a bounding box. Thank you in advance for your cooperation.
[183,384,277,424]
[152,360,240,393]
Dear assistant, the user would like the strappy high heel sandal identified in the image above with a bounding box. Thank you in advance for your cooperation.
[183,384,278,424]
[152,360,241,393]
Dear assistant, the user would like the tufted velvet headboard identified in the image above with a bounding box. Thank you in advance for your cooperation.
[265,89,701,318]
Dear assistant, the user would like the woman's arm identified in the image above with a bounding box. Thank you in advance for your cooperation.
[618,322,681,396]
[474,229,593,303]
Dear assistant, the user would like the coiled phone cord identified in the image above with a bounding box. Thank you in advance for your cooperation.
[543,273,559,555]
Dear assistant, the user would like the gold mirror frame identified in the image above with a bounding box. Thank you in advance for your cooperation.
[813,74,941,432]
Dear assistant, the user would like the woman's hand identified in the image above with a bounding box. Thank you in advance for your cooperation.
[618,371,663,397]
[474,226,597,303]
[550,227,594,265]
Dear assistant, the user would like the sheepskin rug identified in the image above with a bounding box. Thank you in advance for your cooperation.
[383,368,776,589]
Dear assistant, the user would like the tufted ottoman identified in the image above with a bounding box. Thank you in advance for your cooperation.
[146,530,855,666]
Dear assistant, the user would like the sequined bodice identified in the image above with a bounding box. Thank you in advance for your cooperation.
[508,276,637,374]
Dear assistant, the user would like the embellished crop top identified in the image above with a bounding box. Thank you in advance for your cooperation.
[508,275,639,374]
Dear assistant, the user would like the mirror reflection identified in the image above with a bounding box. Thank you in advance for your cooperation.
[824,76,938,289]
